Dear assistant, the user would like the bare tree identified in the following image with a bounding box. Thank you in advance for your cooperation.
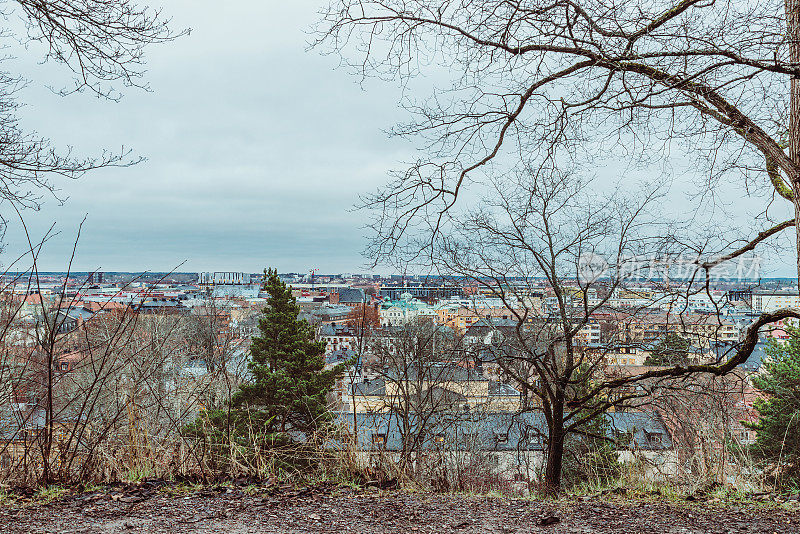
[0,234,222,484]
[341,295,379,447]
[429,170,793,492]
[184,296,250,399]
[0,1,184,226]
[317,0,800,493]
[317,0,800,277]
[641,370,759,490]
[365,320,476,473]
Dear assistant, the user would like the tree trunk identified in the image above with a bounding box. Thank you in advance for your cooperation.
[43,345,54,484]
[543,400,565,495]
[789,0,800,283]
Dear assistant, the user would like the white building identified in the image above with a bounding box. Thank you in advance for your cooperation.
[199,272,252,285]
[379,293,435,326]
[751,290,800,312]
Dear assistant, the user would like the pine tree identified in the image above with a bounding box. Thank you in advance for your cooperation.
[561,413,620,489]
[644,334,691,366]
[746,327,800,489]
[233,268,344,435]
[184,268,346,462]
[560,365,620,489]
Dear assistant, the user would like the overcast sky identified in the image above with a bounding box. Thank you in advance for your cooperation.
[0,1,795,277]
[2,1,415,274]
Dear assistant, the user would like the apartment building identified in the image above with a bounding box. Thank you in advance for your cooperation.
[379,293,435,326]
[612,312,738,346]
[344,362,522,414]
[436,307,517,334]
[750,290,800,312]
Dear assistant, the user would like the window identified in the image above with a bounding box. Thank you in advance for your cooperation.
[462,432,479,445]
[614,429,634,445]
[521,433,542,448]
[646,431,662,446]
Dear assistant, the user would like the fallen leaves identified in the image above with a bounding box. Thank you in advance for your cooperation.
[3,483,800,534]
[538,515,560,526]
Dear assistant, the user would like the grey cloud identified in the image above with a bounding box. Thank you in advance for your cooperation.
[2,0,408,273]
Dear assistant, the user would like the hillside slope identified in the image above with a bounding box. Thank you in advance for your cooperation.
[2,483,799,533]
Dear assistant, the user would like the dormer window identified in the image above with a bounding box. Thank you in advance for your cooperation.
[646,431,662,446]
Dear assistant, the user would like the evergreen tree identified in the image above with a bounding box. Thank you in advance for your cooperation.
[746,327,800,489]
[560,365,620,489]
[644,334,691,366]
[561,413,620,489]
[184,268,346,462]
[232,268,343,435]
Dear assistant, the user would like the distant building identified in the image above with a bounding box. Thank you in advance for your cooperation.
[345,361,522,414]
[436,306,517,334]
[727,289,751,303]
[318,323,358,354]
[329,287,366,306]
[750,289,800,312]
[380,285,464,301]
[298,304,353,326]
[199,272,252,285]
[335,411,676,483]
[607,311,738,346]
[379,293,434,326]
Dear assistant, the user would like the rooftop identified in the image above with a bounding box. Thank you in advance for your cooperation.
[334,411,672,452]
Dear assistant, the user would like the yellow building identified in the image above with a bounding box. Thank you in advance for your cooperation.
[614,313,737,347]
[435,307,517,334]
[346,363,522,414]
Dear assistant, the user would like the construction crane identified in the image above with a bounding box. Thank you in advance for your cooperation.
[309,268,319,290]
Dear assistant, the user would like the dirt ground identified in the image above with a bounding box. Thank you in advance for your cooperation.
[2,482,799,534]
